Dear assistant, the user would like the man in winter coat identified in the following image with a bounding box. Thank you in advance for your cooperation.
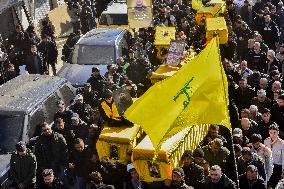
[170,168,193,189]
[10,141,37,189]
[38,35,58,75]
[37,169,67,189]
[239,165,266,189]
[202,165,237,189]
[181,150,204,189]
[34,122,68,178]
[25,45,47,75]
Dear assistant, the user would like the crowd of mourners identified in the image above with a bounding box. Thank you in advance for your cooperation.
[2,0,284,188]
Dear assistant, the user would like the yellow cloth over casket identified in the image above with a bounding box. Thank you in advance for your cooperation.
[195,0,226,25]
[206,17,228,44]
[96,124,142,164]
[154,27,176,46]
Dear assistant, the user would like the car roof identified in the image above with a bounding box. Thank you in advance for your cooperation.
[101,2,127,14]
[77,28,127,46]
[0,74,68,114]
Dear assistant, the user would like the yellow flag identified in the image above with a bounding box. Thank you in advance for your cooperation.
[125,37,231,149]
[192,0,204,10]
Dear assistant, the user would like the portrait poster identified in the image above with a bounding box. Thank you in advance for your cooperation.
[128,0,153,28]
[165,40,185,66]
[113,88,133,115]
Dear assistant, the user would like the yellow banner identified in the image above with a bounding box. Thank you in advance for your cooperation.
[125,37,231,150]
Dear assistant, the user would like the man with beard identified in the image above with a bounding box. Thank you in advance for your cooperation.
[88,171,114,189]
[37,169,67,189]
[181,150,204,189]
[239,165,266,189]
[170,168,193,189]
[34,123,68,181]
[259,14,279,51]
[203,165,237,189]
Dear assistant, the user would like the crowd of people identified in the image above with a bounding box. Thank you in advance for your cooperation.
[3,0,284,188]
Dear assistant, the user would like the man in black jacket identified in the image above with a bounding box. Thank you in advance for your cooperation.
[69,138,91,189]
[239,165,266,189]
[202,165,237,189]
[87,67,106,98]
[181,150,204,189]
[35,122,68,179]
[87,171,115,189]
[25,45,47,75]
[38,35,58,75]
[170,167,193,189]
[37,169,67,189]
[10,141,37,189]
[237,147,266,181]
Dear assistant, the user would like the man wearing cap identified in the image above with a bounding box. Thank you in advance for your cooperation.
[53,100,73,128]
[87,67,106,98]
[232,128,249,147]
[10,141,37,189]
[70,113,89,143]
[69,94,94,124]
[203,165,237,189]
[126,164,149,189]
[181,150,204,189]
[170,168,193,189]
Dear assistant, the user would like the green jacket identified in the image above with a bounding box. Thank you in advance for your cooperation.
[202,145,230,167]
[10,149,37,185]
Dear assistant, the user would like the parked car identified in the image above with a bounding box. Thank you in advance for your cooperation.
[57,28,130,87]
[0,74,75,188]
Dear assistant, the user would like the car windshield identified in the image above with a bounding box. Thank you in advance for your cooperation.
[72,45,115,65]
[99,14,128,26]
[0,115,24,154]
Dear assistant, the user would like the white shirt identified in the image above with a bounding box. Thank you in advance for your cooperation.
[264,137,284,166]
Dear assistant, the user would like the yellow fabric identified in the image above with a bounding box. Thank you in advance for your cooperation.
[192,0,204,10]
[96,139,130,164]
[132,125,210,182]
[96,125,142,164]
[195,0,226,24]
[133,160,172,182]
[206,17,228,44]
[125,37,231,150]
[101,101,120,120]
[154,27,176,46]
[99,125,141,143]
